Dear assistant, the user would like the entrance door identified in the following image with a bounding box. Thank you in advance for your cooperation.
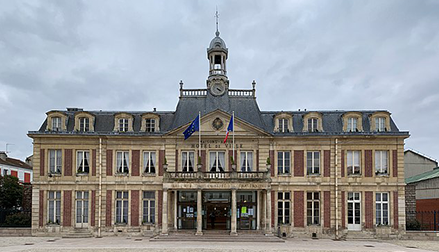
[347,192,361,231]
[203,191,231,230]
[75,191,89,228]
[237,191,257,230]
[177,191,197,229]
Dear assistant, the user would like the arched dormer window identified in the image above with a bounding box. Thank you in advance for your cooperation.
[342,112,363,132]
[113,113,134,132]
[302,112,323,132]
[141,113,160,132]
[370,112,391,132]
[46,111,68,131]
[74,112,95,132]
[274,113,293,133]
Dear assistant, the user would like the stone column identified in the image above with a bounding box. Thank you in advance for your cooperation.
[231,189,237,235]
[174,190,178,230]
[161,189,168,235]
[257,190,261,230]
[266,189,272,235]
[196,189,203,235]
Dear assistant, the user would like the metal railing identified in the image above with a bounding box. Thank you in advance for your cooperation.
[165,171,269,180]
[406,210,439,231]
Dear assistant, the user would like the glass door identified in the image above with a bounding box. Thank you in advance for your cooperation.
[177,191,197,229]
[237,191,257,230]
[347,192,361,231]
[75,191,89,228]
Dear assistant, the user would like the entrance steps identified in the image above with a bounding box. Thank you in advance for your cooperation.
[62,228,93,238]
[151,230,284,243]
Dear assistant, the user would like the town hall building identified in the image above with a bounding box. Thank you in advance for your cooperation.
[28,25,409,239]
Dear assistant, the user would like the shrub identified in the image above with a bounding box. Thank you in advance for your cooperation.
[2,212,31,227]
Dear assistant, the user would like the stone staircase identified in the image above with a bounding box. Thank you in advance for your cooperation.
[150,230,284,243]
[62,228,93,238]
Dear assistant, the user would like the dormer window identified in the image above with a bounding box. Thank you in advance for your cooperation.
[79,117,90,132]
[274,113,293,133]
[342,112,363,132]
[145,119,156,132]
[376,117,386,132]
[52,117,61,131]
[308,118,319,132]
[119,119,129,132]
[347,117,357,132]
[141,113,160,133]
[279,118,289,133]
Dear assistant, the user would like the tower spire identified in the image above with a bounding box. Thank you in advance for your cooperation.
[215,7,220,37]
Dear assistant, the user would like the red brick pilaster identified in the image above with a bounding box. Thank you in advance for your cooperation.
[132,150,140,176]
[40,149,45,176]
[294,150,304,177]
[341,150,345,177]
[365,191,373,229]
[393,191,399,229]
[324,150,330,177]
[91,190,96,226]
[106,150,113,176]
[158,190,163,225]
[269,150,274,176]
[256,150,259,172]
[159,150,165,176]
[92,149,97,176]
[392,150,398,177]
[106,190,112,227]
[11,170,17,177]
[64,149,72,176]
[271,190,275,227]
[324,191,330,228]
[131,190,139,226]
[341,191,345,228]
[294,191,304,227]
[365,150,373,177]
[201,150,206,172]
[63,190,72,227]
[39,190,44,227]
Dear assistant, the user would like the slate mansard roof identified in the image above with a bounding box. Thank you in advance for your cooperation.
[29,90,409,137]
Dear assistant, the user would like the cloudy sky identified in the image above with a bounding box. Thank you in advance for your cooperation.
[0,0,438,162]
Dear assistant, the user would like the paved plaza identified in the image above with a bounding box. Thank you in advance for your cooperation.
[1,236,438,252]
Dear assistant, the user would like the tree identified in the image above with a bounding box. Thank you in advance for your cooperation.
[0,175,23,210]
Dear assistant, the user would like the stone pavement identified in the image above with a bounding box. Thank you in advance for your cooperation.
[1,236,438,252]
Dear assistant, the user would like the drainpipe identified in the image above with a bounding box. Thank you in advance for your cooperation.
[335,138,339,240]
[98,137,102,238]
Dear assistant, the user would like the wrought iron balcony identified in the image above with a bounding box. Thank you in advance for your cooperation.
[164,170,270,182]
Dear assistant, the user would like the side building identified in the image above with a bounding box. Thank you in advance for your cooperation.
[0,151,33,183]
[28,29,409,238]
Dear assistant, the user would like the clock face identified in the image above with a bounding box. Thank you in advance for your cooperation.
[211,82,226,96]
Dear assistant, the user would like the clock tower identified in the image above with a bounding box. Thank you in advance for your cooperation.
[207,10,229,97]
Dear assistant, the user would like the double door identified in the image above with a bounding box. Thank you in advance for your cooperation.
[347,192,361,231]
[75,191,89,228]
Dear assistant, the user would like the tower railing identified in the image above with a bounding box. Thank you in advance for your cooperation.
[228,89,255,97]
[180,89,208,97]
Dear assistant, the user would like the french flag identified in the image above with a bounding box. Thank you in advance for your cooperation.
[223,115,233,143]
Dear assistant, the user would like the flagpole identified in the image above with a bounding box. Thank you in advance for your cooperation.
[232,111,235,162]
[198,111,201,161]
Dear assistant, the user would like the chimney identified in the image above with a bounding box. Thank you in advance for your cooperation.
[0,151,7,161]
[153,108,157,112]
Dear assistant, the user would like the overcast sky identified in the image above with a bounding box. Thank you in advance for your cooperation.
[1,0,438,162]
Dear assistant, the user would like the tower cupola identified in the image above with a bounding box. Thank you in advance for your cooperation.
[207,11,228,78]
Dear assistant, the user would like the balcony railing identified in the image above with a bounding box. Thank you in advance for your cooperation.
[164,170,269,181]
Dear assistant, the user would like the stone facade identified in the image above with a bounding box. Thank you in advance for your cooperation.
[28,29,409,239]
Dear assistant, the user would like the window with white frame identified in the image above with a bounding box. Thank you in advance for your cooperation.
[210,151,225,172]
[307,151,320,175]
[145,119,156,132]
[376,192,389,225]
[119,118,129,132]
[143,191,155,224]
[278,192,290,225]
[115,191,129,224]
[52,117,61,131]
[375,151,388,175]
[375,117,386,132]
[307,192,320,225]
[76,151,90,174]
[116,151,129,174]
[143,151,156,174]
[76,191,89,225]
[182,151,194,172]
[277,151,290,175]
[278,118,289,133]
[79,117,90,132]
[308,118,319,132]
[347,117,358,132]
[347,151,361,175]
[49,149,62,174]
[240,151,253,172]
[48,191,61,224]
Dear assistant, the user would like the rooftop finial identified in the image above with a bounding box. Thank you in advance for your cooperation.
[215,7,220,37]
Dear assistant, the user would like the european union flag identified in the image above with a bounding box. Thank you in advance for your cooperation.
[183,115,200,140]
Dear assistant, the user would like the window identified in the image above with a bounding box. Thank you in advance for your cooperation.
[49,149,62,174]
[119,118,129,132]
[52,117,61,131]
[308,118,318,132]
[375,151,388,175]
[115,191,129,224]
[240,151,253,172]
[376,192,389,225]
[347,151,361,175]
[278,118,289,133]
[307,192,320,225]
[48,191,61,224]
[143,191,155,224]
[375,117,386,132]
[210,151,225,172]
[278,192,290,225]
[145,119,156,132]
[347,117,357,132]
[116,151,129,174]
[76,151,90,174]
[76,191,89,225]
[182,151,194,172]
[307,151,320,175]
[143,151,156,174]
[277,151,290,175]
[3,169,8,176]
[79,117,90,132]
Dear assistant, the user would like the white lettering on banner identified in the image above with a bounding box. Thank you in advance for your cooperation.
[164,182,269,190]
[190,143,243,149]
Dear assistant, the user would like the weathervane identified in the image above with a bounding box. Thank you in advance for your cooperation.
[215,7,220,37]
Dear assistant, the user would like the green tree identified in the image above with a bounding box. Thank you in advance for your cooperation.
[0,175,23,210]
